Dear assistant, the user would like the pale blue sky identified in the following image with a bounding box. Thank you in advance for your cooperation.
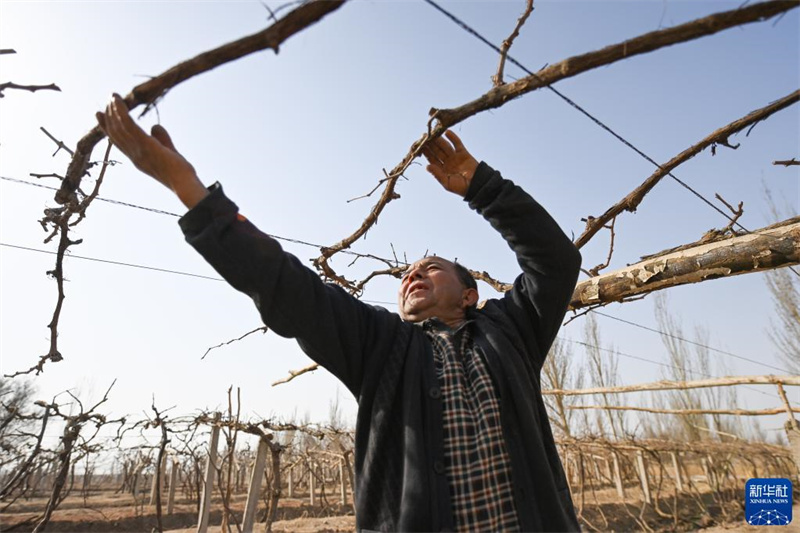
[1,1,797,446]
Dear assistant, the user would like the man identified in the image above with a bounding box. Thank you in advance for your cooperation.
[97,94,582,532]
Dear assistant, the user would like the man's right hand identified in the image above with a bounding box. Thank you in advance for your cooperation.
[96,94,209,209]
[421,130,479,198]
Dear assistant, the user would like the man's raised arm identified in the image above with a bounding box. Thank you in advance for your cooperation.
[424,131,581,371]
[96,94,209,209]
[421,130,479,198]
[96,97,400,396]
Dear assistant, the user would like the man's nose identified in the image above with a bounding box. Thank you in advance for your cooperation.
[401,267,423,289]
[407,267,425,281]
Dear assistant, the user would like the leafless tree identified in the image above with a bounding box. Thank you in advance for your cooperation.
[765,269,800,375]
[542,339,582,438]
[0,378,56,510]
[583,315,627,439]
[764,188,800,374]
[653,295,750,442]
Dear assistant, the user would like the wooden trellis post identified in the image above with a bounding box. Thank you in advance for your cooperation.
[571,454,580,485]
[612,451,625,499]
[309,462,316,506]
[167,458,179,515]
[242,437,269,533]
[288,467,294,498]
[701,456,713,489]
[592,455,602,481]
[343,451,356,501]
[670,452,684,492]
[636,450,651,504]
[603,456,612,481]
[149,453,167,506]
[197,413,221,533]
[339,457,347,504]
[148,464,157,506]
[776,383,800,475]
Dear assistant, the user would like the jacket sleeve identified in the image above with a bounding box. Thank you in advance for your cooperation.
[465,162,581,372]
[178,183,398,396]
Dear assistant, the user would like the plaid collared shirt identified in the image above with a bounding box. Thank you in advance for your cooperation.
[424,319,520,532]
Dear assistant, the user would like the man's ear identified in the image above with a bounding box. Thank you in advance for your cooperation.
[462,288,479,308]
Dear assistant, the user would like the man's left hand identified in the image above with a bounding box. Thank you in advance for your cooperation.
[421,130,479,198]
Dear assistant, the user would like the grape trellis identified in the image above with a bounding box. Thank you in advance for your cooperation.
[1,1,798,531]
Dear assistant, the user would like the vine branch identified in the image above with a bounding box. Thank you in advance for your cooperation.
[316,1,799,287]
[575,88,799,249]
[493,0,534,87]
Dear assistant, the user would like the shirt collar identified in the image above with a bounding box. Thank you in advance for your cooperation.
[419,317,474,334]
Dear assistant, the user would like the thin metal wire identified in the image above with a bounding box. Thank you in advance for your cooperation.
[1,175,181,217]
[359,299,788,390]
[591,310,792,374]
[1,242,224,282]
[3,164,794,376]
[424,0,798,384]
[423,0,751,229]
[423,0,800,282]
[1,240,781,397]
[0,175,406,264]
[559,337,778,399]
[6,172,794,366]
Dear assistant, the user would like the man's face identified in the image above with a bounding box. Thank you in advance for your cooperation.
[397,257,475,323]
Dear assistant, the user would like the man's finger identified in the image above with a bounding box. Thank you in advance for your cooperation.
[421,146,444,166]
[151,125,177,152]
[110,94,150,145]
[104,100,136,152]
[426,164,446,184]
[427,140,451,164]
[431,136,455,158]
[445,130,467,152]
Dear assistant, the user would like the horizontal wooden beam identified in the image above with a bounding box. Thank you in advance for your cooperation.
[568,405,799,416]
[544,374,800,396]
[570,219,800,309]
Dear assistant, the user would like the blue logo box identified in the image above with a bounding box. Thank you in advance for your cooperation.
[745,478,792,526]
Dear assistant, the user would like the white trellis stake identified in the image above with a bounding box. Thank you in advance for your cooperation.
[636,450,651,504]
[339,457,347,504]
[197,413,221,533]
[670,452,684,492]
[149,453,167,506]
[612,451,625,500]
[167,458,179,515]
[242,438,269,533]
[309,462,316,507]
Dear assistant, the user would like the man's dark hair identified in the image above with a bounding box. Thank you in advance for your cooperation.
[453,261,478,310]
[453,261,477,290]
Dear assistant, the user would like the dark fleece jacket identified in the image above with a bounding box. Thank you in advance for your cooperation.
[179,162,582,532]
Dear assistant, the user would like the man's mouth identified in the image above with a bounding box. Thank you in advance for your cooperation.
[406,282,428,298]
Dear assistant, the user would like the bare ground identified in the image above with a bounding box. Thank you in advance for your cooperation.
[1,486,796,532]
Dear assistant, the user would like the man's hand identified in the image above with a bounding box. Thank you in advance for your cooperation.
[96,94,208,209]
[421,130,479,198]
